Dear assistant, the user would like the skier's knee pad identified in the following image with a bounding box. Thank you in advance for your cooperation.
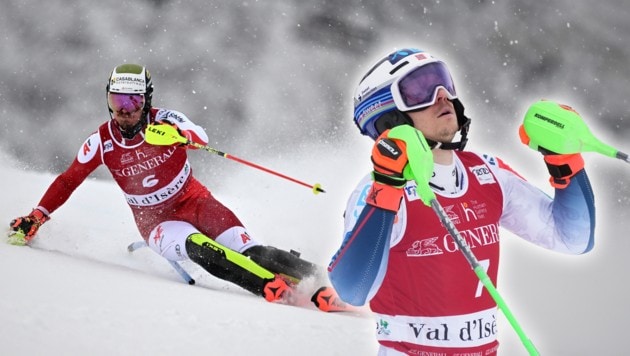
[185,234,230,278]
[214,226,260,253]
[148,220,198,261]
[185,233,273,296]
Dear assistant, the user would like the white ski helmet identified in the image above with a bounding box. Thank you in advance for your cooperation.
[106,64,154,138]
[353,48,470,150]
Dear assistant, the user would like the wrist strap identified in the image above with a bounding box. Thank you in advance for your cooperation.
[544,153,584,188]
[372,171,406,188]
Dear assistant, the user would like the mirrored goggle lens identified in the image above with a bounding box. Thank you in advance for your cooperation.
[108,93,145,113]
[397,62,457,109]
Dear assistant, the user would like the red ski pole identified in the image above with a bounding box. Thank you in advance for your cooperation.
[145,124,325,194]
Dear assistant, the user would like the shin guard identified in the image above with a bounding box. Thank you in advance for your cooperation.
[185,233,275,296]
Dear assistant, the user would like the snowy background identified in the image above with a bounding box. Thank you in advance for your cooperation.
[2,1,630,355]
[2,1,630,175]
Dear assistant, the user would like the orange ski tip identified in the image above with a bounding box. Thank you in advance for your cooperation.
[311,286,353,312]
[263,276,293,303]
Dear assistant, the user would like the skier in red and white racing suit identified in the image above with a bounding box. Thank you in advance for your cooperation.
[328,49,595,355]
[9,64,344,311]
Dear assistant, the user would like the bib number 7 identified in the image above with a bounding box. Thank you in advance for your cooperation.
[475,259,490,298]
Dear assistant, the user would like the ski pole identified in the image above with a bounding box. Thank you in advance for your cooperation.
[521,100,629,165]
[387,126,540,356]
[145,124,325,194]
[429,199,539,355]
[128,241,195,285]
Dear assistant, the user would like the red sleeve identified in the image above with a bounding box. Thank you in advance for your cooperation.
[38,151,101,215]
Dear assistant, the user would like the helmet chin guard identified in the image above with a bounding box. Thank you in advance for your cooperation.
[430,98,471,151]
[371,100,471,151]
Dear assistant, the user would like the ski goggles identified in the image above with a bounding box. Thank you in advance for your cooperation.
[391,61,457,111]
[108,93,145,114]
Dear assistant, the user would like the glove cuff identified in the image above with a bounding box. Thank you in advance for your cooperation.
[543,153,584,188]
[366,182,404,212]
[372,171,406,188]
[31,208,50,224]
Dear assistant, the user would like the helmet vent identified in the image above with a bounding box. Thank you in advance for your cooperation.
[389,61,409,75]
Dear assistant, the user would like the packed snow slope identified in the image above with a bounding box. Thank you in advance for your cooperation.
[1,134,629,355]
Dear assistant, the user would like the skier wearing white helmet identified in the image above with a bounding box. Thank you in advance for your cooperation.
[328,48,596,355]
[9,63,347,312]
[353,49,470,150]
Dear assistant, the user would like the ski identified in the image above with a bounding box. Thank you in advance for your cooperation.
[127,240,359,314]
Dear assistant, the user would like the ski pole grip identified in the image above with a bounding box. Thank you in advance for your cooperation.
[387,125,435,206]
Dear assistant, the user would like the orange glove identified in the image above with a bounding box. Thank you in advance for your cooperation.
[9,208,50,245]
[367,130,409,212]
[544,153,584,189]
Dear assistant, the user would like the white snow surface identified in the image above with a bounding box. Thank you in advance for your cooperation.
[1,138,629,355]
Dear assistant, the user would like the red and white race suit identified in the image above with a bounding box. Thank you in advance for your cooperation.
[34,108,251,258]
